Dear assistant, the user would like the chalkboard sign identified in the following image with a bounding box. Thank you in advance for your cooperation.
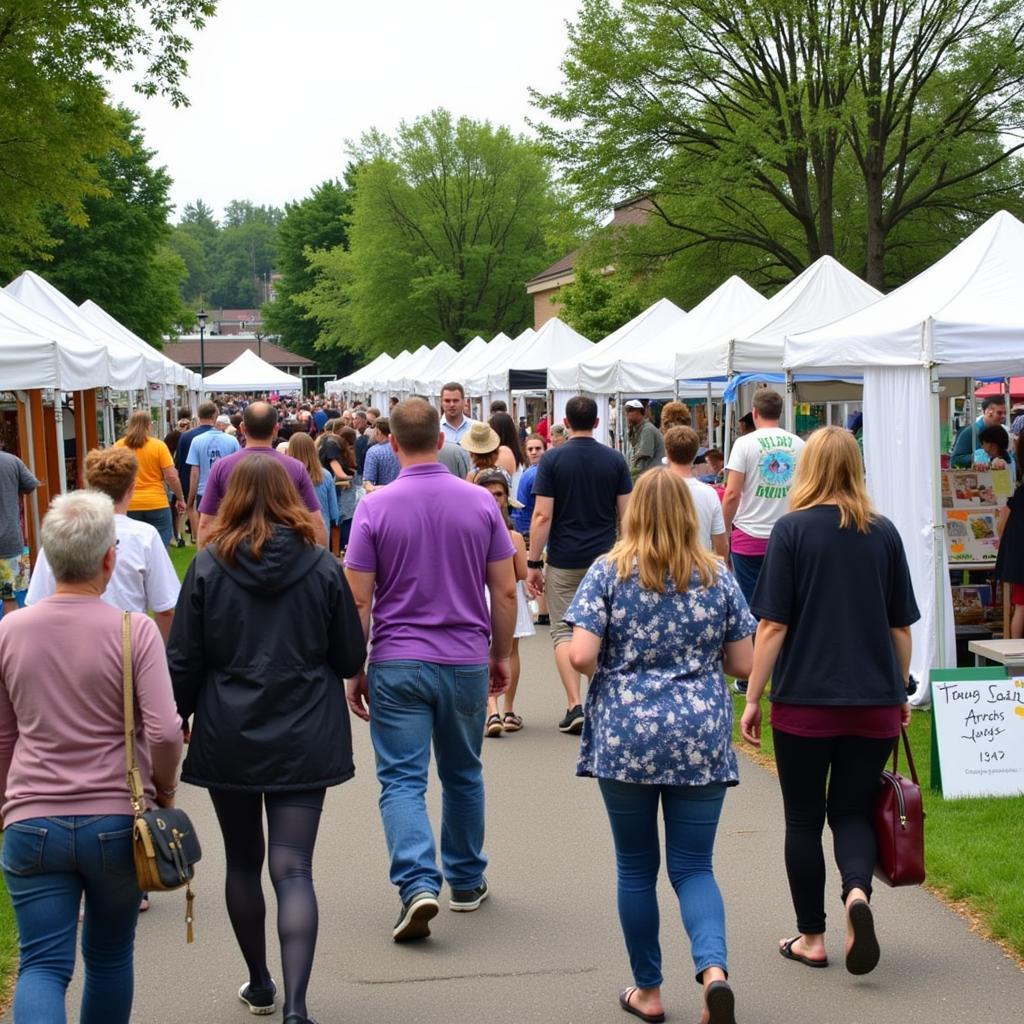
[930,668,1024,799]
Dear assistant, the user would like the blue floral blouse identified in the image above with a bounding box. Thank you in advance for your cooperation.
[565,558,757,787]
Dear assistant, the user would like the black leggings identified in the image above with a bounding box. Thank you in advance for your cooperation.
[772,731,895,935]
[209,788,325,1019]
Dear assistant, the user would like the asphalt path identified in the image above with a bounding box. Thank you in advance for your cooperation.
[9,631,1022,1022]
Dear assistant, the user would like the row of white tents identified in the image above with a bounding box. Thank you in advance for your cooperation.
[330,209,1024,694]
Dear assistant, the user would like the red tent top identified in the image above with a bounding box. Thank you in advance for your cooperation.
[976,377,1024,400]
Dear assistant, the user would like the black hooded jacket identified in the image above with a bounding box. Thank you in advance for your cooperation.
[167,527,366,791]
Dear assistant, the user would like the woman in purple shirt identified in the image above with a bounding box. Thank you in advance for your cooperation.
[0,491,182,1024]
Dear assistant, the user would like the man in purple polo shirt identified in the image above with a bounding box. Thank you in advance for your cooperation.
[344,397,517,943]
[196,401,326,548]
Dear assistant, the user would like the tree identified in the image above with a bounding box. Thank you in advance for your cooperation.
[532,0,1024,287]
[0,1,217,271]
[210,201,281,308]
[29,106,189,343]
[304,110,577,359]
[262,179,351,360]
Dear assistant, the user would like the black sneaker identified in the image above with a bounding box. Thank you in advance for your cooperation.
[283,1016,318,1024]
[176,536,186,548]
[558,705,585,734]
[536,613,550,625]
[732,680,749,695]
[392,891,439,942]
[449,879,489,912]
[238,979,277,1015]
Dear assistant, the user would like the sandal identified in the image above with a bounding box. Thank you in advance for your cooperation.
[485,714,503,737]
[502,712,523,732]
[779,935,828,968]
[845,899,880,975]
[618,987,665,1023]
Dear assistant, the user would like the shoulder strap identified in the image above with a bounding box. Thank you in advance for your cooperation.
[122,612,145,814]
[892,726,920,786]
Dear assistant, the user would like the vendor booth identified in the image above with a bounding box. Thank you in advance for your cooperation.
[203,348,303,393]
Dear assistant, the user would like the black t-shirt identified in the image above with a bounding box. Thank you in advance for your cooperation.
[532,437,633,570]
[175,424,213,485]
[751,505,920,706]
[319,436,349,474]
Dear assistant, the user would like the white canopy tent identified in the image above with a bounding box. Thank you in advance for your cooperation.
[415,335,488,397]
[382,345,430,395]
[6,272,148,391]
[395,341,457,397]
[328,351,395,396]
[203,348,303,393]
[786,209,1024,697]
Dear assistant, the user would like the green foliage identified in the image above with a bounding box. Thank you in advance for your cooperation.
[0,1,217,271]
[211,201,282,308]
[558,266,647,340]
[532,0,1024,288]
[262,179,351,360]
[168,199,219,303]
[27,107,189,344]
[303,110,577,359]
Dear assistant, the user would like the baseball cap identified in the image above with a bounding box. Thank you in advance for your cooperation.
[624,399,645,410]
[216,415,231,425]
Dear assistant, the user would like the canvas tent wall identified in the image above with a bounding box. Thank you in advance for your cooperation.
[395,341,457,397]
[417,336,488,397]
[785,209,1024,700]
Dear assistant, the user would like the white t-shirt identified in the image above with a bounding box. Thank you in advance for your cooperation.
[26,514,180,613]
[726,427,805,539]
[682,476,726,550]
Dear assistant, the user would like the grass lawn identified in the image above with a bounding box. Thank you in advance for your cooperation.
[731,693,1024,963]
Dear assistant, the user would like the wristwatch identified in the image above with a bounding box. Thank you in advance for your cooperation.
[527,558,545,570]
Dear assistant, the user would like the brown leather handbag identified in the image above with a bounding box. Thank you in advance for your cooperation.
[874,727,926,886]
[121,612,201,941]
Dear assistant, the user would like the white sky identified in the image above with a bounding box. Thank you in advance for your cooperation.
[106,0,584,221]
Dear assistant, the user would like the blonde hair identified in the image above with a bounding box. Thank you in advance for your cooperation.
[121,410,152,449]
[607,469,719,592]
[788,425,877,533]
[287,431,324,486]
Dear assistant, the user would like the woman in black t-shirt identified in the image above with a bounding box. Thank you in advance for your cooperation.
[995,431,1024,638]
[739,426,919,978]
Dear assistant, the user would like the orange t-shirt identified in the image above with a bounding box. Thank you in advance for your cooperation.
[114,437,174,511]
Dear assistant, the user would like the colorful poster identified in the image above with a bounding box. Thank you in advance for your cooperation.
[945,508,1000,563]
[931,669,1024,799]
[943,469,1013,509]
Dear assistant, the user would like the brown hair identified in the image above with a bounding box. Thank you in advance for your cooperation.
[287,431,324,486]
[121,410,152,449]
[85,447,138,503]
[752,389,784,420]
[659,401,691,432]
[207,455,319,564]
[664,425,701,466]
[788,426,877,533]
[392,398,440,455]
[607,469,718,592]
[441,382,465,399]
[489,411,524,468]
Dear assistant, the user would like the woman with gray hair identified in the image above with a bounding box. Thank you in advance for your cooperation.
[0,491,182,1024]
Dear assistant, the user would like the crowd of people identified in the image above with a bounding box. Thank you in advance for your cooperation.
[0,373,995,1024]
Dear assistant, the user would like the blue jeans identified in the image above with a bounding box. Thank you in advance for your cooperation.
[368,660,489,902]
[127,507,172,546]
[729,552,764,611]
[1,815,140,1024]
[598,779,729,987]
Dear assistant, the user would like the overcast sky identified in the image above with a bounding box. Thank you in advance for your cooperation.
[106,0,584,221]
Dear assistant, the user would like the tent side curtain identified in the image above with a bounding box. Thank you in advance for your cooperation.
[508,369,548,391]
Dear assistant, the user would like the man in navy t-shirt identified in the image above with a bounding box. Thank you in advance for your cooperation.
[526,396,632,734]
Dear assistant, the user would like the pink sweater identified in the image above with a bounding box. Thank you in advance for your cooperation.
[0,596,183,826]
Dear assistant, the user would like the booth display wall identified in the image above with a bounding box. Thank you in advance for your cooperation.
[552,391,611,446]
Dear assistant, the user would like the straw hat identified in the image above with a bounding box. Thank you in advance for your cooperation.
[459,422,500,454]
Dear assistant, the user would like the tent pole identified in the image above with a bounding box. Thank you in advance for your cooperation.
[930,360,948,675]
[723,385,734,463]
[784,371,795,433]
[705,383,714,448]
[16,392,42,562]
[53,375,68,496]
[615,391,623,451]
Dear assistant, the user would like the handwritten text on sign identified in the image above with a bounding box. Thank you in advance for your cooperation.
[932,676,1024,798]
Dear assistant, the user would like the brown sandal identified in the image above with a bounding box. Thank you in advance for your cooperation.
[502,712,523,732]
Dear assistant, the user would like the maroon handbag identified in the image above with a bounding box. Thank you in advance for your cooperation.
[874,727,926,886]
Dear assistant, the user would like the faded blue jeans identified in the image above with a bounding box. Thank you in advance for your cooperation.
[1,814,141,1024]
[368,660,489,902]
[598,779,729,987]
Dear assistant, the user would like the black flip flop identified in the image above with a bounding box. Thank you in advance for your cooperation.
[846,899,880,975]
[779,935,829,968]
[618,987,665,1024]
[705,980,737,1024]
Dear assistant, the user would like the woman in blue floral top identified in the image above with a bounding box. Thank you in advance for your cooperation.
[567,469,755,1024]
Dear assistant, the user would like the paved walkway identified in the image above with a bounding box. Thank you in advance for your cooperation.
[9,633,1023,1022]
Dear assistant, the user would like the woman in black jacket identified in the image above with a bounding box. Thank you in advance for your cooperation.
[168,456,365,1024]
[740,427,919,978]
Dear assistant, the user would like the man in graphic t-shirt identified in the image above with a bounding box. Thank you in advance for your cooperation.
[723,389,805,694]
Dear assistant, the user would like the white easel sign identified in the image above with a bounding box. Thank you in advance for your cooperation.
[931,673,1024,798]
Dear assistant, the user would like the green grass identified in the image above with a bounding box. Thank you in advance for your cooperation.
[731,694,1024,962]
[169,542,196,581]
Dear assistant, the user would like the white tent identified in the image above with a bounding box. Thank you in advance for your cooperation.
[416,335,487,396]
[675,257,882,381]
[329,352,395,395]
[396,341,457,396]
[0,289,109,391]
[439,333,511,397]
[616,277,767,395]
[479,318,592,396]
[383,345,430,394]
[549,298,687,393]
[6,271,149,390]
[203,348,303,392]
[786,209,1024,696]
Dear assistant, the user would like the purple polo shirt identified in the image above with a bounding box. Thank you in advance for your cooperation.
[198,445,320,517]
[344,463,515,664]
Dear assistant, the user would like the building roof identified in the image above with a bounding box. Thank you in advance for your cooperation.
[163,337,314,369]
[524,249,580,289]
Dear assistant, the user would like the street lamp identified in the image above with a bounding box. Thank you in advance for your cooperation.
[197,308,208,380]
